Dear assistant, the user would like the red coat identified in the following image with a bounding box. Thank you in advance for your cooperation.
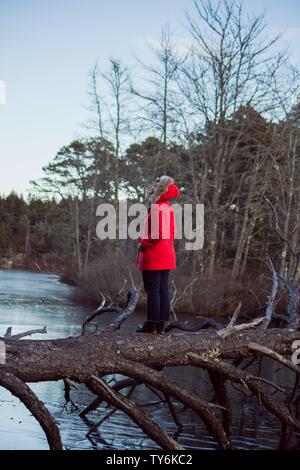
[137,184,180,271]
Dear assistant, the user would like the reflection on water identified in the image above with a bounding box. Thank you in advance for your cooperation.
[0,269,299,450]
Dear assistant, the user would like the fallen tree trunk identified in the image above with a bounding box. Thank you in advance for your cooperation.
[1,283,300,450]
[2,328,300,382]
[1,327,300,450]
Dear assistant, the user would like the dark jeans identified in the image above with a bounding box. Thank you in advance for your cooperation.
[142,270,171,322]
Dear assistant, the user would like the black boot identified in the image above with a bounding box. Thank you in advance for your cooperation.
[156,321,165,334]
[136,321,156,333]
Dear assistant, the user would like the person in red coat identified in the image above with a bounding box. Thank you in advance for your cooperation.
[136,175,180,334]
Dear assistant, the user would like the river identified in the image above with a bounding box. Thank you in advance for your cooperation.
[0,269,299,450]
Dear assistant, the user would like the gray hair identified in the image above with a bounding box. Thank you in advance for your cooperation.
[146,175,174,210]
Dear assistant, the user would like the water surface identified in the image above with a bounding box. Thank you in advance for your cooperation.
[0,269,299,450]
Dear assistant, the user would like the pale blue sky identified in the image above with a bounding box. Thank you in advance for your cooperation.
[1,0,300,196]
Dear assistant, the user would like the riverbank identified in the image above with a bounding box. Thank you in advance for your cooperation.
[0,254,71,276]
[0,254,281,321]
[59,261,277,321]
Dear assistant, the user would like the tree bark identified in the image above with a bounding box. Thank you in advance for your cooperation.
[2,329,300,383]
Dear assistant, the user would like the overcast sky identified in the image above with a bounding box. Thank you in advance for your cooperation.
[1,0,300,196]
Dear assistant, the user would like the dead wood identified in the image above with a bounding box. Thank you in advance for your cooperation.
[1,278,300,450]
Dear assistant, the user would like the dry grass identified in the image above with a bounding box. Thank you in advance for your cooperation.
[63,248,283,322]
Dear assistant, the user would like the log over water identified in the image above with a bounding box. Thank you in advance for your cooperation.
[1,286,300,450]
